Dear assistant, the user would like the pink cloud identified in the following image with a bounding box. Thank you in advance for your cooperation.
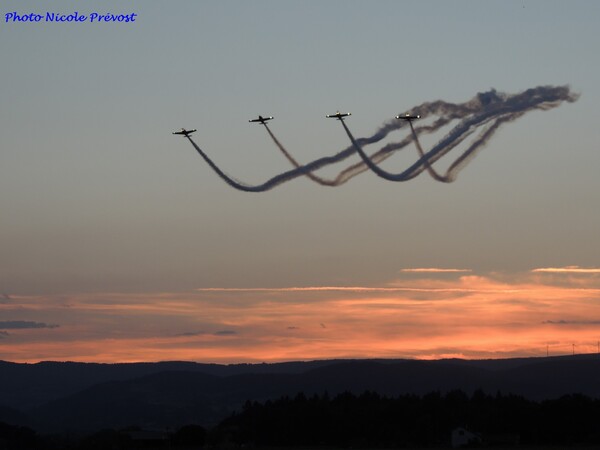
[2,271,600,363]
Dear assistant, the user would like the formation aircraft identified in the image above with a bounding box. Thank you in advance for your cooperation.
[172,128,197,137]
[396,113,421,121]
[326,111,351,120]
[249,115,274,125]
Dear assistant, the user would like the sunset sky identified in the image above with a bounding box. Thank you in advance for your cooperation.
[2,1,600,363]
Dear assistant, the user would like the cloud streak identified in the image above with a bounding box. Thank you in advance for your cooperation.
[197,286,473,292]
[400,268,472,273]
[533,266,600,274]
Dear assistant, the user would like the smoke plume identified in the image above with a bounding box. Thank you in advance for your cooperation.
[179,85,578,191]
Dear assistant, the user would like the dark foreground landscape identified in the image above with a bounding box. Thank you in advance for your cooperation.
[1,354,600,449]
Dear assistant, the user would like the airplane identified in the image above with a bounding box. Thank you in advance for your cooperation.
[249,115,274,125]
[172,128,197,137]
[396,113,421,121]
[326,111,351,120]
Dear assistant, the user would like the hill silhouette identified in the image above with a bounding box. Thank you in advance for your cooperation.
[0,359,331,411]
[1,355,599,432]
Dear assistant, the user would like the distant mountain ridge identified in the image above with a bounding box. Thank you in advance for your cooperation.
[1,355,599,432]
[0,359,335,410]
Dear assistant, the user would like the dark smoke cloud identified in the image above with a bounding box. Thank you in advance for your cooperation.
[214,330,237,336]
[0,320,59,329]
[175,330,238,336]
[175,331,205,337]
[179,86,578,191]
[542,320,600,325]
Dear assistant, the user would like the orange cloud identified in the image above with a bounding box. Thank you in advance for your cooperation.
[2,271,600,363]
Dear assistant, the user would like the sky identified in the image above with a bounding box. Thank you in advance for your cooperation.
[1,0,600,363]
